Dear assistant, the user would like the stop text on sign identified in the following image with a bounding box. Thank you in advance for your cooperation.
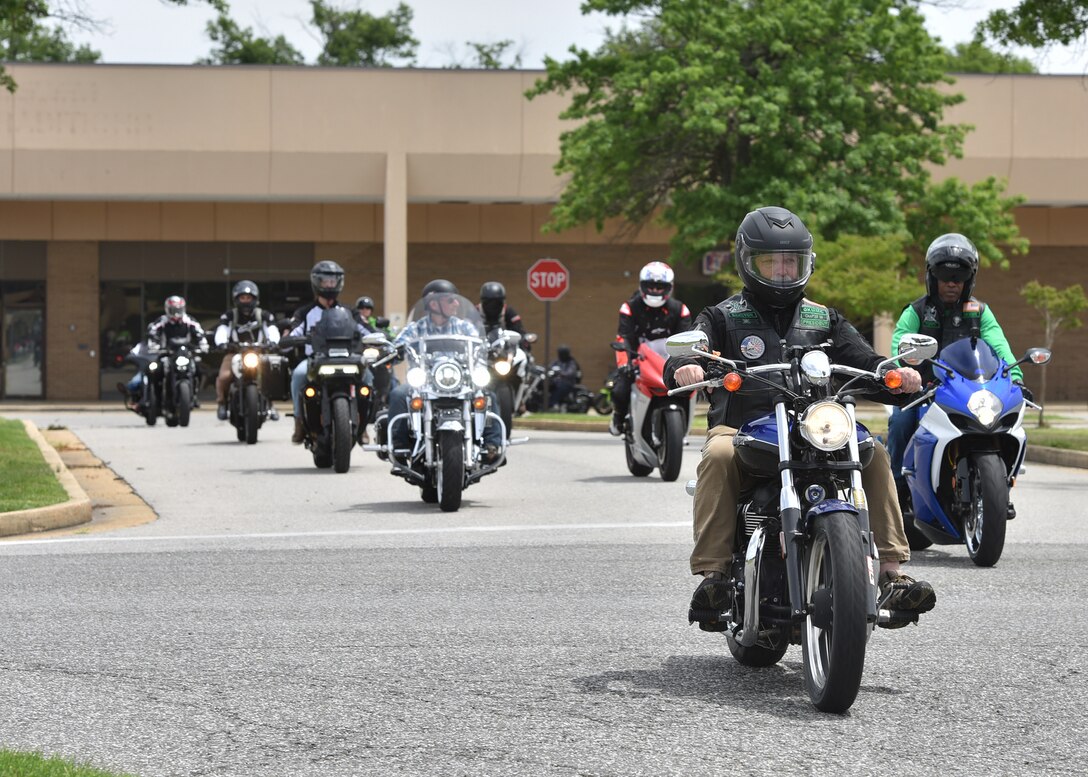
[527,258,571,302]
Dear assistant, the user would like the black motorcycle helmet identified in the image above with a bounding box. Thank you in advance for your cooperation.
[480,281,506,321]
[422,278,459,307]
[311,260,345,301]
[925,233,979,303]
[557,344,572,362]
[355,295,375,312]
[734,206,815,308]
[232,279,259,316]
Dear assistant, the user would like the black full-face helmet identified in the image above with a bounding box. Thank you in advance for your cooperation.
[734,206,815,308]
[311,260,345,301]
[925,233,979,303]
[479,281,506,321]
[232,279,259,315]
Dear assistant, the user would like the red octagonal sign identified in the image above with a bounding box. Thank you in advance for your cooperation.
[527,258,571,302]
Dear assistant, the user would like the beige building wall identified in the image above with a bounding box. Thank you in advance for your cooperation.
[0,66,1086,400]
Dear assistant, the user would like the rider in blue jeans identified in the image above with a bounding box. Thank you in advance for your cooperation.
[887,233,1026,511]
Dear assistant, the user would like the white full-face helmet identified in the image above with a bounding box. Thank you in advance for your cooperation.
[638,261,675,308]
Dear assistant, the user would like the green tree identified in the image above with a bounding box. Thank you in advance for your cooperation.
[527,0,1026,320]
[944,40,1036,74]
[1020,280,1087,426]
[311,0,418,67]
[977,0,1088,48]
[466,39,522,69]
[198,14,304,64]
[0,0,101,92]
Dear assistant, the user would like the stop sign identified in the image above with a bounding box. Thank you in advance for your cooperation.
[527,258,570,302]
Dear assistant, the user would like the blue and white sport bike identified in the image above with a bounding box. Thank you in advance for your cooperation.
[898,334,1051,567]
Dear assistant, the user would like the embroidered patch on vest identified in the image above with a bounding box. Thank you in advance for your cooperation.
[922,304,940,328]
[963,301,981,314]
[740,335,766,359]
[799,303,830,326]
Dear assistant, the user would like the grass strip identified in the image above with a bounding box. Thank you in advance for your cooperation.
[0,417,69,512]
[0,749,137,777]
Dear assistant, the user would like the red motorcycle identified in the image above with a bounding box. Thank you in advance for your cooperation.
[613,338,696,481]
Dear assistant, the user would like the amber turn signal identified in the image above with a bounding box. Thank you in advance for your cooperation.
[723,372,743,392]
[473,396,487,410]
[410,397,424,411]
[883,370,903,390]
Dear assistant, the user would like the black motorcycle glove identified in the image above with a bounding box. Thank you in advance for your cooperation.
[1014,380,1034,403]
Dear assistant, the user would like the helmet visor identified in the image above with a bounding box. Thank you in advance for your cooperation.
[742,249,812,289]
[931,262,972,283]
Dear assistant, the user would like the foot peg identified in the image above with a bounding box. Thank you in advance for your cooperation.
[688,608,729,632]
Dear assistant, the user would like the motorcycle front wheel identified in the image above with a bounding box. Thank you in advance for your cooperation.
[176,381,192,427]
[657,409,685,482]
[243,383,260,444]
[331,395,352,473]
[144,391,158,427]
[801,512,869,714]
[964,453,1009,567]
[437,430,464,512]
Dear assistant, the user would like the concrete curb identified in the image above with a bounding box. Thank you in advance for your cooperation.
[1024,445,1088,470]
[0,421,93,537]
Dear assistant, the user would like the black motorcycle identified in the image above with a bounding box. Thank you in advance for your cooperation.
[224,342,287,444]
[281,308,374,473]
[129,336,200,428]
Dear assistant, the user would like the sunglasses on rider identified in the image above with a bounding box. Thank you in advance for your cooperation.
[931,262,972,283]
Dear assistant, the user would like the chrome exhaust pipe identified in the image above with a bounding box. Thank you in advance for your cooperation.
[735,525,764,647]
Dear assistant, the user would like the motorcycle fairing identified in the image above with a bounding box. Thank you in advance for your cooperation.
[902,418,961,542]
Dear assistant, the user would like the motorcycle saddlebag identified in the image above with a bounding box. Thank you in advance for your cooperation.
[260,353,291,401]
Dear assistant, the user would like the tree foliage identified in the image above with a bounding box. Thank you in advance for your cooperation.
[944,40,1036,74]
[466,40,522,69]
[526,0,1028,320]
[312,0,418,67]
[977,0,1088,48]
[198,14,304,65]
[0,0,100,91]
[1019,280,1087,424]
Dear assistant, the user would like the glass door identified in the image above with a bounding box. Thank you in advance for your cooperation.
[2,306,44,398]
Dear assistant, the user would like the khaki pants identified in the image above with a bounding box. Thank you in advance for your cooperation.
[691,425,910,575]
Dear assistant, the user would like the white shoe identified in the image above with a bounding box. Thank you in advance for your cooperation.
[608,416,623,437]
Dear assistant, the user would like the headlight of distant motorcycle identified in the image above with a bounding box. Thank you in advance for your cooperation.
[494,359,512,376]
[799,401,852,452]
[318,364,359,376]
[363,347,380,361]
[175,356,190,369]
[967,389,1002,427]
[148,361,158,371]
[433,362,462,390]
[407,367,426,388]
[241,352,260,370]
[472,365,491,387]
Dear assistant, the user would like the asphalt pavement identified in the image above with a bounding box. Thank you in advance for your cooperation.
[0,408,1085,776]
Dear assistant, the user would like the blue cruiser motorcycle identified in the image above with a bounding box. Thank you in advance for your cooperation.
[898,335,1051,567]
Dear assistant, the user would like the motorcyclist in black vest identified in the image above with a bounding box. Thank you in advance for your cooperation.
[665,206,936,628]
[477,281,529,349]
[609,261,692,436]
[886,233,1026,511]
[213,280,281,421]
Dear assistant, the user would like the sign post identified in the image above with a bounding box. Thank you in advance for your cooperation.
[527,258,571,412]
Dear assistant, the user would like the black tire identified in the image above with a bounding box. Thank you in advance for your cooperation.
[727,628,790,668]
[657,409,685,482]
[495,381,515,439]
[593,393,612,416]
[243,383,260,444]
[144,392,158,426]
[625,433,653,477]
[964,453,1009,567]
[236,423,245,442]
[421,485,438,503]
[176,381,192,428]
[801,512,869,713]
[437,430,464,512]
[331,396,352,473]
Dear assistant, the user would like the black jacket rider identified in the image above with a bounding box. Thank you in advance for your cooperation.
[612,294,692,425]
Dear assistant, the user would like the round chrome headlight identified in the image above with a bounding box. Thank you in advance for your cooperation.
[433,362,463,390]
[363,347,380,361]
[494,359,512,376]
[799,401,852,452]
[967,390,1002,427]
[472,365,491,387]
[242,352,260,370]
[175,356,190,368]
[406,366,427,388]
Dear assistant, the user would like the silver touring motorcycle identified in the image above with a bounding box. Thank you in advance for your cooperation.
[667,329,938,713]
[367,294,514,512]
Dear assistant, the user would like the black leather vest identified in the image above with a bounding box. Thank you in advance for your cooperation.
[908,296,986,382]
[711,294,833,429]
